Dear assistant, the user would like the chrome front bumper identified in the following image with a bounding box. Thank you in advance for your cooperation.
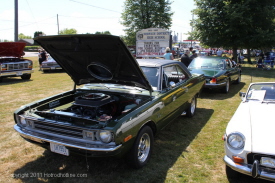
[224,155,275,181]
[14,124,122,152]
[0,69,33,77]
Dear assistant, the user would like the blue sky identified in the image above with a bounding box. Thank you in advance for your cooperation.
[0,0,195,41]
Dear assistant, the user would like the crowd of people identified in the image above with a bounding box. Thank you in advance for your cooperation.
[163,46,246,70]
[163,47,198,67]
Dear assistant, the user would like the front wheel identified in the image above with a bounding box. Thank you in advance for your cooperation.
[126,126,153,169]
[186,96,197,117]
[21,74,31,80]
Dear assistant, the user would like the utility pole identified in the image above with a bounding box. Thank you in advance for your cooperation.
[57,14,60,35]
[14,0,18,41]
[191,13,194,47]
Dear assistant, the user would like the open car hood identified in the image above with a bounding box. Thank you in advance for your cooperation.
[0,42,26,57]
[34,35,152,91]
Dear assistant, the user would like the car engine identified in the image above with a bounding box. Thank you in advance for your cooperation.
[34,92,143,124]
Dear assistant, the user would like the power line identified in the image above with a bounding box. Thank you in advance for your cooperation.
[24,0,40,30]
[69,0,121,13]
[0,16,56,31]
[59,14,120,19]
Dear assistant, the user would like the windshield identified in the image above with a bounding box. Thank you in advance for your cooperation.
[188,57,225,69]
[140,67,159,90]
[247,83,275,101]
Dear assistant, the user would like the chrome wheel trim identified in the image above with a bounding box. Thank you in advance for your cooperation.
[190,98,196,114]
[137,133,150,163]
[226,80,229,92]
[238,75,241,82]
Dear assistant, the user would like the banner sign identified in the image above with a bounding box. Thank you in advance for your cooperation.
[136,28,170,58]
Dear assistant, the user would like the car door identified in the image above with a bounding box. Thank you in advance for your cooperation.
[157,64,191,129]
[225,59,238,81]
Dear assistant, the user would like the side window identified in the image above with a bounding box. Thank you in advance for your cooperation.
[226,59,232,69]
[162,65,188,90]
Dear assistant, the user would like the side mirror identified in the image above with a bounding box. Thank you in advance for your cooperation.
[239,92,245,100]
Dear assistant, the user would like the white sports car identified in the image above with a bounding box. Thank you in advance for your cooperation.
[223,82,275,181]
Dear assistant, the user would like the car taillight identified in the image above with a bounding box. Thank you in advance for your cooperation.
[210,78,217,84]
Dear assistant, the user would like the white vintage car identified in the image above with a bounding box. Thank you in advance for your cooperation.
[224,82,275,181]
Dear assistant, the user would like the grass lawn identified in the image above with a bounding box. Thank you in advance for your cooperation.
[0,57,273,183]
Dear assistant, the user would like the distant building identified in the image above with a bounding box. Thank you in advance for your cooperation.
[18,39,34,46]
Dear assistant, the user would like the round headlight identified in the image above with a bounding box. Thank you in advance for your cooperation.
[99,130,113,143]
[19,116,27,126]
[227,132,245,150]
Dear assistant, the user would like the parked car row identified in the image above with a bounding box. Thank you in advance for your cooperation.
[0,42,64,82]
[11,35,274,181]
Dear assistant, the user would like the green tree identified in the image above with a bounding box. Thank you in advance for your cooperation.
[34,31,45,38]
[94,31,112,35]
[59,28,77,35]
[33,31,45,45]
[193,0,275,62]
[121,0,173,45]
[0,39,13,42]
[18,33,32,39]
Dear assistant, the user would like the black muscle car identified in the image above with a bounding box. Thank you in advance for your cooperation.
[188,56,241,93]
[13,34,205,168]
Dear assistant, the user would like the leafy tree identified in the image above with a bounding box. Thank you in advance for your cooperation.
[33,31,45,45]
[18,33,32,39]
[59,28,77,35]
[0,39,13,42]
[94,31,112,35]
[121,0,173,45]
[34,31,45,38]
[193,0,275,62]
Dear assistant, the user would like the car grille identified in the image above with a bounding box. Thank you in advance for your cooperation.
[27,119,96,140]
[247,153,275,168]
[7,63,29,70]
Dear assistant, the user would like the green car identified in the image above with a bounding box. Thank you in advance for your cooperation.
[13,34,205,169]
[188,56,241,93]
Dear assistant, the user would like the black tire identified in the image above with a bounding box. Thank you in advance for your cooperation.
[126,126,153,169]
[0,77,3,82]
[226,165,241,179]
[234,73,241,84]
[186,96,197,117]
[21,74,31,80]
[222,79,230,93]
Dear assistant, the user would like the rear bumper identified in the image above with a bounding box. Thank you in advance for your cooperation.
[204,81,226,89]
[0,69,33,77]
[224,155,275,181]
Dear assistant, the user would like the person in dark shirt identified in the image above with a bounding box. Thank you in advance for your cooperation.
[41,50,47,61]
[189,50,198,61]
[181,51,191,67]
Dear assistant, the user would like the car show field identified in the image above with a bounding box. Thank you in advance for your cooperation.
[1,55,274,182]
